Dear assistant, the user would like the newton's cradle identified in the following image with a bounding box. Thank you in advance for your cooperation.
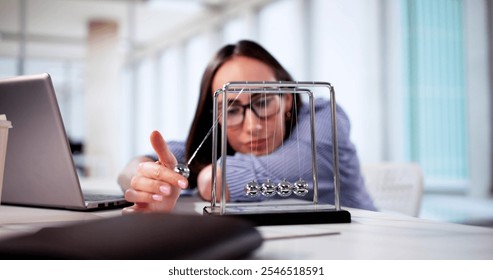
[202,81,351,226]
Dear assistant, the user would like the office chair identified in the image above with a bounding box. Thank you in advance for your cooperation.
[361,163,424,217]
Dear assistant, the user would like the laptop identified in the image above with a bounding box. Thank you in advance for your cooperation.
[0,73,130,210]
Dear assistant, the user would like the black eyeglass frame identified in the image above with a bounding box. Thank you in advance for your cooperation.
[219,95,282,127]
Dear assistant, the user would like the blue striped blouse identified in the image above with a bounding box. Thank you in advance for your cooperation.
[164,98,376,211]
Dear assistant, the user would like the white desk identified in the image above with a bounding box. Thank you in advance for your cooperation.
[1,196,492,259]
[255,208,493,259]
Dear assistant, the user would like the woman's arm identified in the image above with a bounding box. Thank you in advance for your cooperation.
[223,99,376,210]
[197,164,230,202]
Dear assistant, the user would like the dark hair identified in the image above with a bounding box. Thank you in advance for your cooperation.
[185,40,301,187]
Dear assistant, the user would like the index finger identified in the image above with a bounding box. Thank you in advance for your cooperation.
[150,130,177,169]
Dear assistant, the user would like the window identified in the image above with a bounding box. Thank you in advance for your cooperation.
[402,0,468,190]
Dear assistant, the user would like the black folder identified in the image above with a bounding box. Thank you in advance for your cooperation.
[0,213,263,259]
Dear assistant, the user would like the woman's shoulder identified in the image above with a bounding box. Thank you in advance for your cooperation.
[298,98,350,124]
[312,98,349,118]
[299,98,333,115]
[299,97,327,110]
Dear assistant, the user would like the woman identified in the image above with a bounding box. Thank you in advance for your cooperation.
[118,40,376,213]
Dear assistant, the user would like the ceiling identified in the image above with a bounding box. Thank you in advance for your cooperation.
[0,0,242,60]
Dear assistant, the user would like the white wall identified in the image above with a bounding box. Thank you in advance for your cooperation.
[310,0,383,163]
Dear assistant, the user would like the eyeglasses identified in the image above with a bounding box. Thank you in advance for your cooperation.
[219,95,281,127]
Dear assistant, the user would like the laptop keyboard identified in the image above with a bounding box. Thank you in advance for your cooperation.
[84,193,124,202]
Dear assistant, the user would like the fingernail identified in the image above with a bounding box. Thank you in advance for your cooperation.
[178,179,188,189]
[160,185,171,196]
[152,194,163,201]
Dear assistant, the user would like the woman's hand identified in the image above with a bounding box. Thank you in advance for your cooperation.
[122,131,188,214]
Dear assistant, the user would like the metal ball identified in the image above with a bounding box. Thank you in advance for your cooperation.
[173,163,190,179]
[244,180,260,197]
[260,179,276,197]
[293,179,309,196]
[276,179,293,197]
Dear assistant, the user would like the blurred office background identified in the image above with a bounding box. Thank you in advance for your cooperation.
[0,0,491,225]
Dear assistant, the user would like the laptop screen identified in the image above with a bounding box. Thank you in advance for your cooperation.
[0,74,98,209]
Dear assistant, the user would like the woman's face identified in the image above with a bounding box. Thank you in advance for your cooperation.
[212,56,292,155]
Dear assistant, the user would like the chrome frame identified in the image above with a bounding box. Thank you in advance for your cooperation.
[210,81,341,214]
